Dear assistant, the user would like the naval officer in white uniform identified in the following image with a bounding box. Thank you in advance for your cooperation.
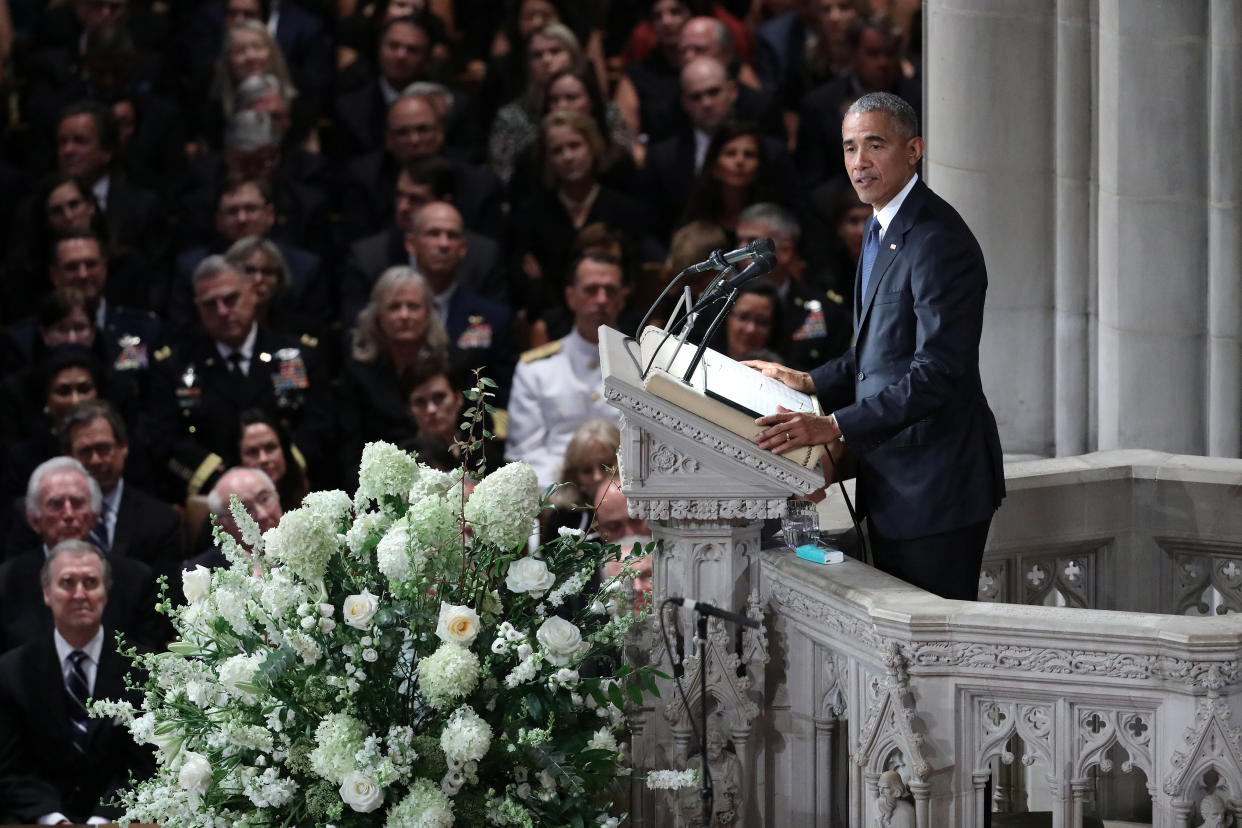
[505,253,627,489]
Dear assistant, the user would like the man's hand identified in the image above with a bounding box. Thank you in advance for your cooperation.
[754,407,841,452]
[742,359,815,394]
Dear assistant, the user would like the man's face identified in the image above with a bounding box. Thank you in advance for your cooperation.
[224,145,279,183]
[74,0,128,32]
[676,19,724,67]
[246,92,292,137]
[46,182,96,235]
[737,220,794,273]
[566,259,626,337]
[217,183,275,241]
[58,114,111,181]
[410,204,466,278]
[219,470,283,539]
[842,110,921,210]
[43,551,107,641]
[226,0,263,26]
[28,470,98,547]
[194,268,258,348]
[394,172,436,230]
[69,417,128,492]
[680,61,736,133]
[408,374,463,441]
[378,21,429,87]
[50,238,107,301]
[816,0,858,41]
[386,97,443,162]
[853,27,899,92]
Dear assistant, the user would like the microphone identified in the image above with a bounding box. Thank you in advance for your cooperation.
[667,597,761,629]
[685,238,776,273]
[689,251,778,314]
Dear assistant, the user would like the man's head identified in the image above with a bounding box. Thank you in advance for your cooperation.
[216,179,276,242]
[841,92,921,210]
[224,110,281,181]
[680,57,736,134]
[225,0,268,26]
[394,156,455,230]
[26,457,101,548]
[62,399,129,493]
[236,74,292,137]
[208,466,283,542]
[677,16,731,67]
[386,93,444,163]
[737,202,800,281]
[811,0,865,43]
[83,23,136,93]
[595,480,652,597]
[49,230,108,302]
[192,256,259,348]
[846,13,901,93]
[378,17,431,88]
[565,253,627,343]
[406,201,466,288]
[57,102,116,183]
[73,0,128,33]
[42,540,110,645]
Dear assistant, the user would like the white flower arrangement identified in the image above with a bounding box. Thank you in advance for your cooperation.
[107,427,666,827]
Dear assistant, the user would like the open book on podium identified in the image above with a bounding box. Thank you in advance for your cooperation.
[635,325,824,469]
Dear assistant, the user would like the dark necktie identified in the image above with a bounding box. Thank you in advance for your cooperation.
[228,352,245,376]
[88,502,110,553]
[860,218,881,303]
[64,649,91,752]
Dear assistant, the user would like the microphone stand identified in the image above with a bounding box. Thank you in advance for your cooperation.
[698,610,712,827]
[681,286,739,384]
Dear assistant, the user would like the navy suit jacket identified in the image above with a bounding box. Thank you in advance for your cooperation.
[809,180,1004,540]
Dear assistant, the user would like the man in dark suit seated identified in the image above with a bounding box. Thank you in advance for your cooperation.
[753,92,1004,601]
[340,155,505,327]
[185,465,284,569]
[147,255,334,497]
[0,457,166,653]
[341,89,503,243]
[0,539,153,825]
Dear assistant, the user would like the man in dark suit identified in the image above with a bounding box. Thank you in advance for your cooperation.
[0,539,152,824]
[0,457,165,653]
[340,156,504,326]
[63,399,184,581]
[185,465,283,570]
[753,92,1004,601]
[147,255,333,497]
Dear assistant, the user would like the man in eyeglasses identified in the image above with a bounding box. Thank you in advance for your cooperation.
[185,466,283,570]
[147,256,332,498]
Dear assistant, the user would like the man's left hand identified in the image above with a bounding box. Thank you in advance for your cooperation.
[754,406,841,452]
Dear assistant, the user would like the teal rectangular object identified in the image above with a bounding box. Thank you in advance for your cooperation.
[795,545,844,565]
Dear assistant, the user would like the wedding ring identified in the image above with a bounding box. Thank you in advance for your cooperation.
[785,433,792,442]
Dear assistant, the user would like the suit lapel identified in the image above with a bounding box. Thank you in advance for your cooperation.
[32,637,76,746]
[109,488,134,558]
[855,181,925,334]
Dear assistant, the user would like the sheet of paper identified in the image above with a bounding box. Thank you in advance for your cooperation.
[703,355,818,418]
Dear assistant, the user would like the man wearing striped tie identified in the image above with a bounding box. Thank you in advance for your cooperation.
[0,540,152,824]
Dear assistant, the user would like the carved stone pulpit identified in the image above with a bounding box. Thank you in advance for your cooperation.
[599,325,822,827]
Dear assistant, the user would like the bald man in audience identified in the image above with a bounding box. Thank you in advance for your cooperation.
[185,466,284,570]
[596,480,653,603]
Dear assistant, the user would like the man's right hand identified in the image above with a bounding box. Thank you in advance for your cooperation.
[742,359,815,394]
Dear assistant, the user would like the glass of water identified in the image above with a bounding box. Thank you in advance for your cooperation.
[782,500,819,549]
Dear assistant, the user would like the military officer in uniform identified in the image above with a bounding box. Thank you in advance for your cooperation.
[505,253,626,490]
[736,203,851,371]
[146,255,332,499]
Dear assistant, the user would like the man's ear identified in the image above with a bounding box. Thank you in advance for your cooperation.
[404,232,417,255]
[906,136,925,166]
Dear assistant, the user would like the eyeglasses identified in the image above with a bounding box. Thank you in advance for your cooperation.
[74,441,117,460]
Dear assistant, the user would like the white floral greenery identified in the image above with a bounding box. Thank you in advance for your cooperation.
[108,441,667,827]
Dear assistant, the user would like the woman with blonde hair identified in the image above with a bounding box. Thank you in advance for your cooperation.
[542,418,621,541]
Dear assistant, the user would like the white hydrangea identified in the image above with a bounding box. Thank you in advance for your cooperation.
[408,467,455,501]
[385,777,453,828]
[242,766,298,808]
[356,441,420,507]
[440,705,491,765]
[406,495,459,552]
[418,643,480,709]
[285,630,322,665]
[345,510,392,554]
[309,713,368,784]
[376,520,415,581]
[462,462,540,550]
[217,653,262,701]
[263,506,340,584]
[258,567,305,621]
[302,489,353,525]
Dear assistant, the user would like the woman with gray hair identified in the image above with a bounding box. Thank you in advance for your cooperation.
[223,236,329,339]
[337,267,451,483]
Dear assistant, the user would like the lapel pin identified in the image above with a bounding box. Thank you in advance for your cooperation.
[889,243,898,250]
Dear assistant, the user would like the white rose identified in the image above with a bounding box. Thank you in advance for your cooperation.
[339,771,384,813]
[516,643,533,660]
[178,751,213,793]
[554,668,579,686]
[182,565,211,604]
[505,557,556,596]
[435,602,481,646]
[342,590,379,629]
[536,616,584,666]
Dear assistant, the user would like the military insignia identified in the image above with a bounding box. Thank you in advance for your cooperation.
[792,304,828,341]
[113,335,149,371]
[520,341,562,363]
[176,365,202,410]
[272,349,309,394]
[259,351,272,363]
[154,345,172,361]
[826,290,844,305]
[457,319,493,349]
[300,333,319,348]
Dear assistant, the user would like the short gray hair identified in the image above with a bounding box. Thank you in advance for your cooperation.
[351,266,450,363]
[738,202,801,244]
[41,539,112,592]
[236,73,287,111]
[207,466,275,517]
[225,235,291,296]
[845,92,920,142]
[192,254,245,287]
[401,81,454,116]
[225,109,279,151]
[26,456,101,517]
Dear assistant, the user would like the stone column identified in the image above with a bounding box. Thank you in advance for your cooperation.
[1206,0,1242,456]
[1096,0,1209,452]
[1053,0,1095,456]
[924,0,1058,456]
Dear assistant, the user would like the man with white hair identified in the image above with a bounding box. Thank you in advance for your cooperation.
[676,16,762,91]
[186,466,284,570]
[0,457,163,652]
[0,539,153,825]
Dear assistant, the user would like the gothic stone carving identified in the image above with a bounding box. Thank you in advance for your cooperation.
[976,700,1054,772]
[856,643,931,781]
[629,497,788,521]
[1075,707,1155,781]
[1164,694,1242,800]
